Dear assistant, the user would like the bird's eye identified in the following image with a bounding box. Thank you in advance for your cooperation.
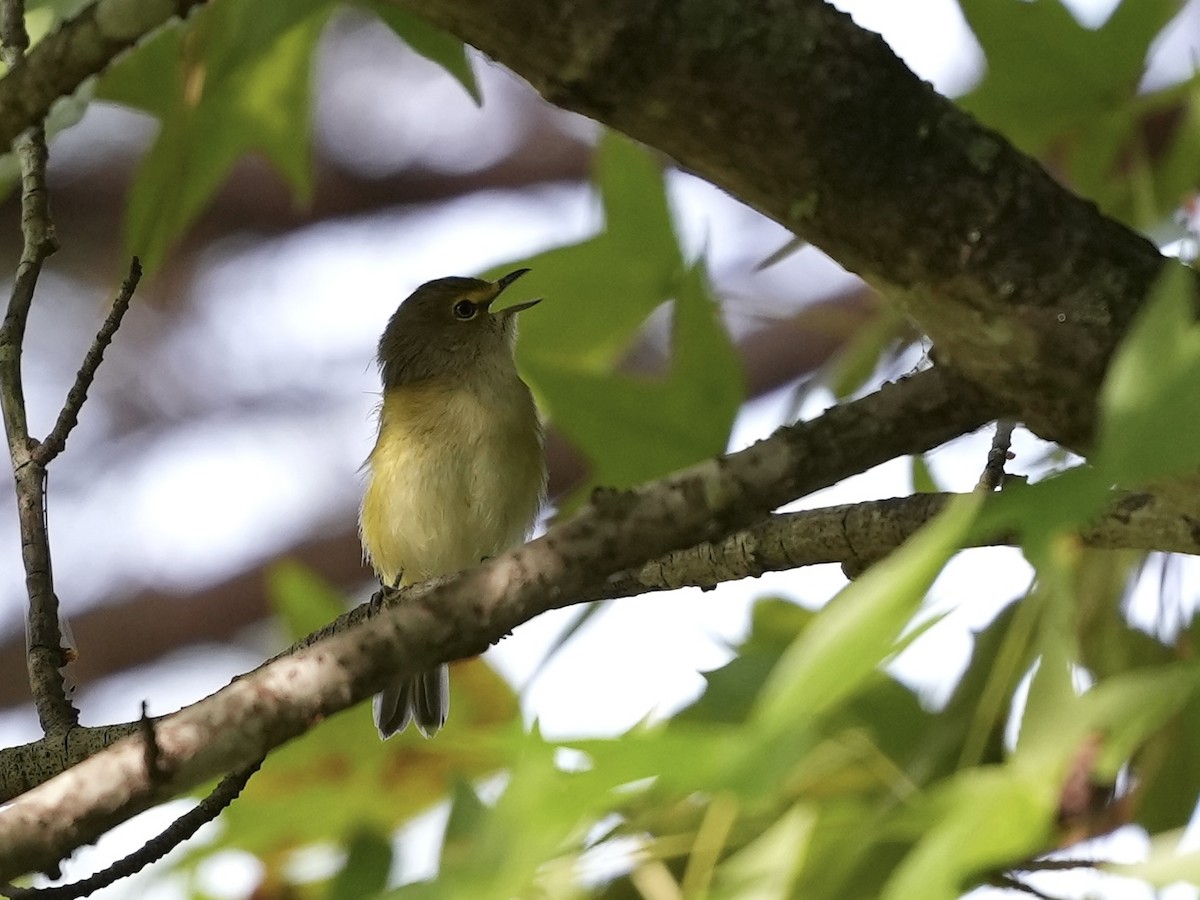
[452,299,477,320]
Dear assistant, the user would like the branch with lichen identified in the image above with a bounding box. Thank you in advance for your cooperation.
[0,367,995,880]
[4,472,1197,805]
[0,358,1192,881]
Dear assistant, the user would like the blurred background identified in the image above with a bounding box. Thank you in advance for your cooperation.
[2,0,1200,897]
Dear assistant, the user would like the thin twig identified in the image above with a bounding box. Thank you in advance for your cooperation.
[992,874,1060,900]
[1,759,264,900]
[35,258,141,466]
[0,0,75,736]
[138,701,167,785]
[1012,858,1100,873]
[977,419,1017,491]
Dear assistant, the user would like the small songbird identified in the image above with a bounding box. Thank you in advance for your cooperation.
[360,269,546,738]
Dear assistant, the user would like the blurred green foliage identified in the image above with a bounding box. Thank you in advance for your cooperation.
[958,0,1200,232]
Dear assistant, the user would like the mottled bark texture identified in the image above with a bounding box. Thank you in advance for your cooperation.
[399,0,1171,450]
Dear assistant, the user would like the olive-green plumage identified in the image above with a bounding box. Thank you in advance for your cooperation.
[360,269,545,738]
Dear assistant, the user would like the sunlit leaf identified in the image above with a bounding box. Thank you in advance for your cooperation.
[957,0,1187,222]
[1014,542,1082,757]
[182,662,520,863]
[1109,831,1200,886]
[756,493,982,731]
[910,454,940,494]
[883,767,1052,900]
[525,261,740,504]
[98,0,333,273]
[710,805,816,900]
[499,132,683,369]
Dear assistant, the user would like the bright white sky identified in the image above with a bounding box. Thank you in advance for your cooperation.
[3,0,1200,897]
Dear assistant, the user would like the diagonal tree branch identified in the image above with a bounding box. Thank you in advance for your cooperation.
[0,366,997,882]
[4,479,1196,805]
[34,258,141,466]
[2,759,261,900]
[390,0,1172,451]
[0,0,1181,449]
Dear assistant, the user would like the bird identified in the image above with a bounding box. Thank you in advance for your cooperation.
[359,269,546,738]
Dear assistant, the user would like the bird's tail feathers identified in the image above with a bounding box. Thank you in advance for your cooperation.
[374,664,450,739]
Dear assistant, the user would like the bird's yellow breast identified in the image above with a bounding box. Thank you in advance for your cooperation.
[359,379,545,587]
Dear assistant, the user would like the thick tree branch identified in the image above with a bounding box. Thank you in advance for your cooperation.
[5,482,1198,804]
[389,0,1172,450]
[0,0,1182,449]
[0,290,875,711]
[0,366,996,881]
[2,759,261,900]
[626,489,1200,592]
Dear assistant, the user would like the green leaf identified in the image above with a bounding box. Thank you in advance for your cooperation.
[179,661,520,866]
[501,132,684,369]
[1108,832,1200,887]
[526,261,740,501]
[755,493,982,732]
[947,602,1035,770]
[267,561,346,643]
[957,0,1186,223]
[1096,261,1200,485]
[364,3,480,103]
[328,828,393,900]
[98,0,333,273]
[958,0,1182,150]
[678,599,815,725]
[1074,549,1165,680]
[440,780,490,871]
[1133,688,1200,832]
[825,302,906,399]
[494,135,740,504]
[973,465,1109,552]
[710,804,816,900]
[1143,73,1200,229]
[1066,664,1200,779]
[421,730,640,898]
[883,767,1053,900]
[789,800,904,900]
[1013,547,1084,757]
[910,454,940,494]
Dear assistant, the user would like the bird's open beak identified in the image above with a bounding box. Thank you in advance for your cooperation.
[489,268,541,315]
[496,268,530,292]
